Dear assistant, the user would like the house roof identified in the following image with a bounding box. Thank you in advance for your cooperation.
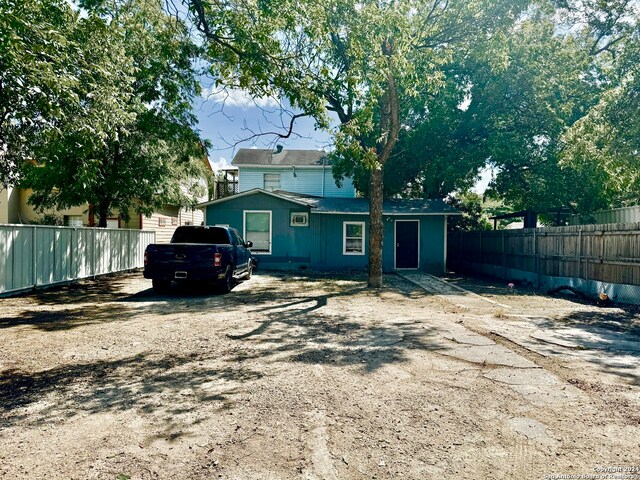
[197,188,461,215]
[231,148,330,167]
[195,188,312,209]
[277,191,461,215]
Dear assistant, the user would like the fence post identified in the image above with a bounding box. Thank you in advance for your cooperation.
[92,227,96,278]
[502,231,507,280]
[578,228,582,280]
[32,226,37,288]
[533,228,540,290]
[585,230,589,283]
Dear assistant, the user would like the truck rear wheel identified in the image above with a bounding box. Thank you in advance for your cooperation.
[152,279,171,294]
[219,266,233,293]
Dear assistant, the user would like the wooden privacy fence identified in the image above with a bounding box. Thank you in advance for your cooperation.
[0,225,155,295]
[448,223,640,304]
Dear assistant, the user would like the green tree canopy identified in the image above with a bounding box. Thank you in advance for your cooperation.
[189,0,529,286]
[0,0,81,186]
[15,0,209,226]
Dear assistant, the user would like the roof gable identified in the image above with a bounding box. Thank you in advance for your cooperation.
[196,188,313,209]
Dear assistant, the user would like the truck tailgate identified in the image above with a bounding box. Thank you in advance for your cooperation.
[145,243,230,280]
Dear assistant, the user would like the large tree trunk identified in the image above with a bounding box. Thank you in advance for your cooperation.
[368,167,384,288]
[368,52,400,288]
[97,200,110,228]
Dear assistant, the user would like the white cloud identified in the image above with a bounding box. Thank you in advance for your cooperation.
[209,156,233,172]
[202,87,280,110]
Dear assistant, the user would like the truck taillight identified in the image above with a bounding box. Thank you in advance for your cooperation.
[144,251,148,266]
[214,253,221,267]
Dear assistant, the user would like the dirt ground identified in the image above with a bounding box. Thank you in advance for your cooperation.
[1,270,639,480]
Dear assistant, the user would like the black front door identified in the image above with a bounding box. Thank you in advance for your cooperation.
[395,220,419,269]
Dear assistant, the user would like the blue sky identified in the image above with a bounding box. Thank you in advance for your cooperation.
[195,88,333,170]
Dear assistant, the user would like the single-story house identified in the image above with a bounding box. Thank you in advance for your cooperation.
[197,189,460,273]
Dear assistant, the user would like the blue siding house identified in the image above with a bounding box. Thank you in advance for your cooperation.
[233,147,356,198]
[198,148,459,273]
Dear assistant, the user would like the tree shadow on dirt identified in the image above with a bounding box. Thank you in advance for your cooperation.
[548,310,640,385]
[0,351,262,432]
[26,272,142,306]
[221,277,445,373]
[1,305,143,331]
[1,271,448,434]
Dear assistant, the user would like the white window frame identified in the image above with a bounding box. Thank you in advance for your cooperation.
[243,210,272,255]
[343,221,366,256]
[290,211,309,227]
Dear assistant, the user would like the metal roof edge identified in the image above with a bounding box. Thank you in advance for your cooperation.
[310,211,461,215]
[195,188,313,209]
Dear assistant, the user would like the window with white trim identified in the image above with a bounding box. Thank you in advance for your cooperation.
[244,211,272,254]
[343,221,365,255]
[263,173,281,191]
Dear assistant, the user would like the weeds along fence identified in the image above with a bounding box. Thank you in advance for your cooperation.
[448,223,640,305]
[0,225,155,296]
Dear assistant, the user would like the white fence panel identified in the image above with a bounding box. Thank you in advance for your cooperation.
[0,225,155,295]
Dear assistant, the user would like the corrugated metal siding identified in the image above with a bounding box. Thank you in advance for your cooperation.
[239,167,356,198]
[310,214,369,270]
[569,206,640,225]
[0,225,155,295]
[206,192,313,268]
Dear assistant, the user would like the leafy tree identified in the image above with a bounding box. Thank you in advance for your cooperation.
[557,1,640,209]
[484,0,639,214]
[188,0,529,287]
[0,0,80,186]
[19,0,208,227]
[446,192,492,232]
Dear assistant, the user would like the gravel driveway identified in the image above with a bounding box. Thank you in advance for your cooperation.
[1,271,639,479]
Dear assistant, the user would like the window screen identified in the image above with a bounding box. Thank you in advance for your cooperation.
[343,222,365,255]
[245,211,271,253]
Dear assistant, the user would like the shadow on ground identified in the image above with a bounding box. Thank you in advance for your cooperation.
[0,271,446,433]
[0,351,262,433]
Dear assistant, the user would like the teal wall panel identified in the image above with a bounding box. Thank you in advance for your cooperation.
[206,192,313,268]
[205,192,447,273]
[309,214,369,270]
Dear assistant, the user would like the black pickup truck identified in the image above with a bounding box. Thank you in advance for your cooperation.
[143,225,253,293]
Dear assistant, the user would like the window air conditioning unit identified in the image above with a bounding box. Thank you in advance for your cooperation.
[290,212,309,226]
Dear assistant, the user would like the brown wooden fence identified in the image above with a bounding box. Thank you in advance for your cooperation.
[448,223,640,289]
